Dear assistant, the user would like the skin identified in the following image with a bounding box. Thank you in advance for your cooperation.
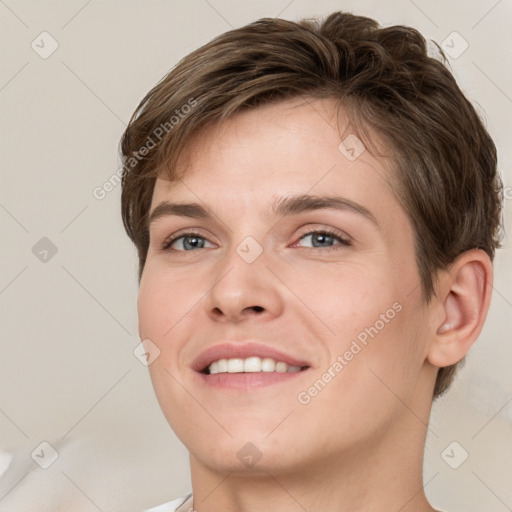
[137,97,493,512]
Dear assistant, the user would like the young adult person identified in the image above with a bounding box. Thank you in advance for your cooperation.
[119,11,503,512]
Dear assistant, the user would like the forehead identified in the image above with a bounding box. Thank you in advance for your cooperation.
[152,97,399,214]
[170,97,388,173]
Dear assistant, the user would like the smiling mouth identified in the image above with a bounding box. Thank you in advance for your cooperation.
[201,356,310,375]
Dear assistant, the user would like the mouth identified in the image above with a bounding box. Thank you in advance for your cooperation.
[192,342,312,389]
[200,356,310,375]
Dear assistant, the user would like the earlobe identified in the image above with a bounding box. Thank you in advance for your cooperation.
[427,250,493,368]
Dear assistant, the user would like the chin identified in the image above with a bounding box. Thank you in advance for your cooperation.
[190,441,303,476]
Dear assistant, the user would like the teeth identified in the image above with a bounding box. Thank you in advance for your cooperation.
[261,358,275,372]
[227,358,244,373]
[244,356,261,372]
[207,357,304,375]
[275,361,287,373]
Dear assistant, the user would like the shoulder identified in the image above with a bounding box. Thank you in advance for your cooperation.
[141,493,192,512]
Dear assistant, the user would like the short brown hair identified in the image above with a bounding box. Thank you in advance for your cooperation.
[119,11,503,398]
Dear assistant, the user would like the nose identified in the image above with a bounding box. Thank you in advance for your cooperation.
[203,246,285,324]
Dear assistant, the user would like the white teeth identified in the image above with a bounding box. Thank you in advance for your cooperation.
[261,358,276,372]
[207,356,305,375]
[227,358,244,373]
[244,356,261,372]
[275,361,287,373]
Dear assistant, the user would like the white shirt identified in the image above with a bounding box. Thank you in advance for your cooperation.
[142,493,192,512]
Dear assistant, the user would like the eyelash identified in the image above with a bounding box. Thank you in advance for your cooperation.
[160,228,351,252]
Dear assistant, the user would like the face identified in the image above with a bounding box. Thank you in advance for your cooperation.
[138,97,433,475]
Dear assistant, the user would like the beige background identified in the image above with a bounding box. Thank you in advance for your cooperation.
[0,0,511,511]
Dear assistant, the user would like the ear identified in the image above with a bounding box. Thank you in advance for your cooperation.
[427,249,493,367]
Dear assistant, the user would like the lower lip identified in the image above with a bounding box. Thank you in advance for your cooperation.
[196,370,308,389]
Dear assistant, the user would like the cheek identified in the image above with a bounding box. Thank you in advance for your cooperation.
[136,269,195,395]
[329,295,427,417]
[137,264,194,340]
[137,284,167,342]
[287,258,398,338]
[296,309,422,441]
[295,257,422,396]
[137,270,194,429]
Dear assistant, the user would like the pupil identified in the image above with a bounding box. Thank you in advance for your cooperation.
[185,236,203,250]
[314,233,332,247]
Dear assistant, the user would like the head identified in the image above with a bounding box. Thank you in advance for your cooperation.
[120,12,502,475]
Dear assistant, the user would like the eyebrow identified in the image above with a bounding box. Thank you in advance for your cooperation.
[147,194,379,229]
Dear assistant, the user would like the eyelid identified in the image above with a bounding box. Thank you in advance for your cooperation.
[291,228,352,250]
[294,224,352,243]
[160,228,214,251]
[160,224,352,253]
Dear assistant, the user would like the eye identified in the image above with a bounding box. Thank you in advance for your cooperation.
[161,231,215,251]
[294,229,351,249]
[160,228,351,253]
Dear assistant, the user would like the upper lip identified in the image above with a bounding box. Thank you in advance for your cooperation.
[192,342,311,373]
